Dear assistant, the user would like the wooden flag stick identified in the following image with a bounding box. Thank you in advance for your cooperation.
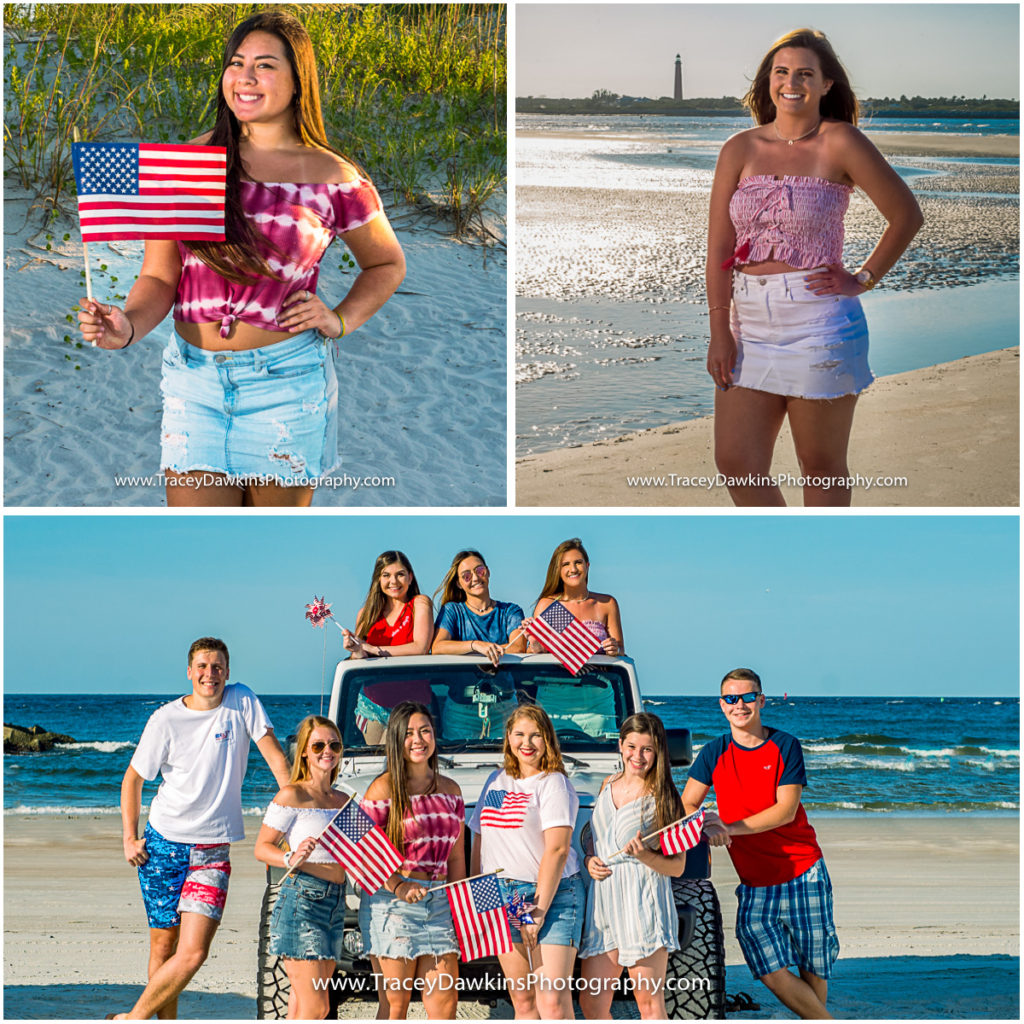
[428,867,505,894]
[607,815,693,860]
[280,803,345,882]
[71,127,96,346]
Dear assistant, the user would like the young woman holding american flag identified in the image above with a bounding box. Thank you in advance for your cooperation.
[76,10,405,507]
[578,713,689,1020]
[469,705,584,1020]
[253,716,351,1020]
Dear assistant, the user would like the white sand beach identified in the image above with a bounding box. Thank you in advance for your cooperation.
[3,191,507,507]
[3,814,1018,1019]
[516,348,1020,507]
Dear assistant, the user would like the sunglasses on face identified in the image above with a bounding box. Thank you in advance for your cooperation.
[310,740,342,753]
[721,692,761,705]
[460,565,490,583]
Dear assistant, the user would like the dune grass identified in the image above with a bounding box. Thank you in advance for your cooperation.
[3,3,506,239]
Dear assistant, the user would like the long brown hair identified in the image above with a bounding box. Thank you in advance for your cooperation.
[381,702,438,853]
[290,715,342,785]
[185,10,360,283]
[433,549,487,607]
[355,551,423,639]
[502,705,566,779]
[619,713,683,832]
[537,538,590,603]
[743,29,858,126]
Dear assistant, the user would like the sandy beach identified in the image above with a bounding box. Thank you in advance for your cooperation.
[516,347,1019,507]
[3,193,507,507]
[3,813,1017,1019]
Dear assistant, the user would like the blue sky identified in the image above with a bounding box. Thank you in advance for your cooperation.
[4,515,1017,697]
[516,4,1020,100]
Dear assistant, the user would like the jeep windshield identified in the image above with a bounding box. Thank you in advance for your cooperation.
[338,660,638,751]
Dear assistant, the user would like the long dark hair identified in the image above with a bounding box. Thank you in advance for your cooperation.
[382,702,438,853]
[185,10,358,283]
[619,713,683,832]
[537,537,590,603]
[744,29,858,126]
[355,551,423,640]
[433,549,487,607]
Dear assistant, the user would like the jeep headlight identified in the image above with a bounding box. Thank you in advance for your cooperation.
[343,929,365,956]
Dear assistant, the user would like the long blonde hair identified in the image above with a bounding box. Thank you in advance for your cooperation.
[537,538,590,603]
[502,705,566,778]
[290,715,342,784]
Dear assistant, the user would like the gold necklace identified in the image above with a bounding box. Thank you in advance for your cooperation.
[773,119,821,146]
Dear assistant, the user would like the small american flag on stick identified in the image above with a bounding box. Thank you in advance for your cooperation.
[72,142,226,242]
[446,873,513,962]
[317,800,402,893]
[524,600,602,675]
[659,807,706,856]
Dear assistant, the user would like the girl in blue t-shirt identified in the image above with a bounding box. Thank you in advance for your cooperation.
[431,549,526,666]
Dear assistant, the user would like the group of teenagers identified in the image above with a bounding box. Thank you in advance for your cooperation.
[117,627,838,1021]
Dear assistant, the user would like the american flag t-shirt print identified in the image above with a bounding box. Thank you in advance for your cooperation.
[72,142,226,242]
[479,787,533,829]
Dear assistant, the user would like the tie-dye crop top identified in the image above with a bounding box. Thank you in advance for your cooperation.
[724,175,852,270]
[174,178,383,338]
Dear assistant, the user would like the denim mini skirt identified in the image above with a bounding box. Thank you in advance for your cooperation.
[159,327,338,483]
[499,873,585,948]
[731,269,873,399]
[358,875,458,961]
[270,872,346,961]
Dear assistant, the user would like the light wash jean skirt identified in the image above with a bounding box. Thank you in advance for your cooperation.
[159,327,338,483]
[270,872,346,961]
[358,876,458,961]
[730,269,873,399]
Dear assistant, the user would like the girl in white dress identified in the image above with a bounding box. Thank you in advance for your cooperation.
[579,713,689,1019]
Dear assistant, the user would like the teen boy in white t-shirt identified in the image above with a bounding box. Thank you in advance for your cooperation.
[114,638,290,1020]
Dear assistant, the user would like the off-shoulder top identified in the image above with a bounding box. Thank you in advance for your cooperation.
[366,601,415,648]
[361,792,464,880]
[174,178,383,338]
[262,800,349,865]
[724,175,852,271]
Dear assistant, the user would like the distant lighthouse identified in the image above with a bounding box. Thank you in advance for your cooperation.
[674,53,683,100]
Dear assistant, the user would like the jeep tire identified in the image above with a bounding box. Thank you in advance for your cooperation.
[257,879,291,1019]
[665,877,726,1019]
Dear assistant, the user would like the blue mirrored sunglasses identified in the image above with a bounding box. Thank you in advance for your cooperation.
[721,691,761,705]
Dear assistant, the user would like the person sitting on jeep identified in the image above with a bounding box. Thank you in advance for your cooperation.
[431,549,527,667]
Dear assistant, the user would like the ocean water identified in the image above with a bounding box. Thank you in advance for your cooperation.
[516,114,1020,454]
[4,693,1017,817]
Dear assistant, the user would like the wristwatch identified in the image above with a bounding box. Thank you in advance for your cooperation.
[854,267,877,290]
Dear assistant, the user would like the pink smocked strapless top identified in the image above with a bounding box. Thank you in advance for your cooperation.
[174,178,382,338]
[724,175,852,271]
[361,792,465,880]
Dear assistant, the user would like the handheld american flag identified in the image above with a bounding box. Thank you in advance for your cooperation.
[72,142,226,242]
[446,873,513,962]
[317,800,402,893]
[524,600,602,675]
[659,807,706,856]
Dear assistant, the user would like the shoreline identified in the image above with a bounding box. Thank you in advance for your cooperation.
[4,814,1018,1019]
[516,347,1020,507]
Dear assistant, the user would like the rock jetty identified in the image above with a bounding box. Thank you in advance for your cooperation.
[4,723,76,753]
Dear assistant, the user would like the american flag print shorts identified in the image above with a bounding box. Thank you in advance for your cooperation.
[137,822,232,929]
[735,858,839,979]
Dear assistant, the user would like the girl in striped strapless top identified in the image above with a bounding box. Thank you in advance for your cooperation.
[527,537,624,657]
[359,702,465,1019]
[706,29,922,506]
[579,713,689,1020]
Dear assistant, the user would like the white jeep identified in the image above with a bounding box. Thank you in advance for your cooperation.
[257,654,726,1018]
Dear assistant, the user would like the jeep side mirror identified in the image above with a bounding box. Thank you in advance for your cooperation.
[666,727,692,766]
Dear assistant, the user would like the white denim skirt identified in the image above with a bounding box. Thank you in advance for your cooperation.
[730,270,873,399]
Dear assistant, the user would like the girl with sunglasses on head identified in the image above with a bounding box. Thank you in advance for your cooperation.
[359,702,466,1019]
[579,713,688,1020]
[527,538,624,656]
[254,716,350,1020]
[432,549,527,667]
[76,10,405,508]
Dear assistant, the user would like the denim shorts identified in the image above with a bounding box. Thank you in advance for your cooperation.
[736,858,840,979]
[731,269,872,399]
[159,327,338,482]
[270,872,346,961]
[358,876,458,961]
[136,822,231,929]
[499,873,584,948]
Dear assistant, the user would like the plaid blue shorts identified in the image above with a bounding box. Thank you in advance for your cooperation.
[735,858,839,979]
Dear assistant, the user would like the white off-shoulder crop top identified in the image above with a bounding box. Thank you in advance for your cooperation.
[262,800,347,865]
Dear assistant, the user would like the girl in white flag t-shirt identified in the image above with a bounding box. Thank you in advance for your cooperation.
[470,705,583,1020]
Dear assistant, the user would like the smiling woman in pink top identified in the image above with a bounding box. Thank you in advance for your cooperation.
[706,29,923,507]
[76,11,405,507]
